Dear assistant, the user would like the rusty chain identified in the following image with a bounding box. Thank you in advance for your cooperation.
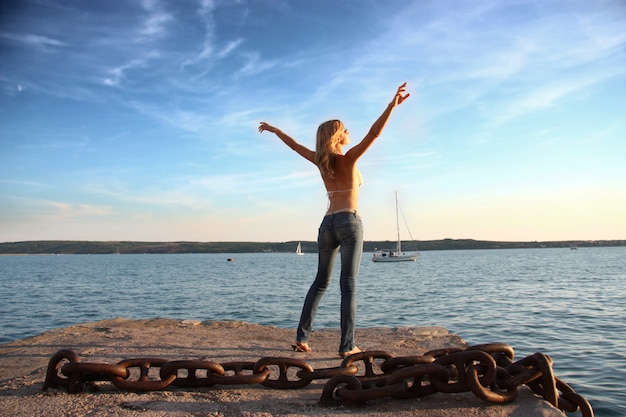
[42,343,593,417]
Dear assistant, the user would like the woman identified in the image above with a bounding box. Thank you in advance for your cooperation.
[258,82,410,357]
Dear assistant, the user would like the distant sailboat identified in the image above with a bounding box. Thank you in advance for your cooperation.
[296,242,304,255]
[372,192,418,262]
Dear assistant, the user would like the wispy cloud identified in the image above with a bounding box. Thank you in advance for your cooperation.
[139,0,173,39]
[179,0,219,69]
[88,184,209,209]
[0,32,67,49]
[125,100,213,132]
[81,164,320,215]
[234,52,279,77]
[191,169,319,194]
[103,57,153,87]
[217,39,243,58]
[350,0,626,134]
[23,200,116,222]
[178,8,243,73]
[489,76,597,127]
[2,0,624,242]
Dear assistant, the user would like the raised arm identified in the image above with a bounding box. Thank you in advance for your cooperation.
[258,122,316,163]
[346,82,410,160]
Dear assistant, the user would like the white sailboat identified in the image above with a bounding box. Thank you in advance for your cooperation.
[296,242,304,255]
[372,192,418,262]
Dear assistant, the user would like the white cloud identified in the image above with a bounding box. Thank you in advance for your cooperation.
[217,39,243,58]
[102,57,152,87]
[125,100,213,132]
[198,0,216,17]
[141,12,171,38]
[235,52,278,76]
[31,200,115,221]
[87,184,208,209]
[1,32,67,49]
[139,0,173,39]
[490,76,597,127]
[3,0,624,242]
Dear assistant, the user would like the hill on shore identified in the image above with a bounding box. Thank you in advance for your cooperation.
[1,239,623,255]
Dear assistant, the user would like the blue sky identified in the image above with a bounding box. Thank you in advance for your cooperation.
[1,0,625,243]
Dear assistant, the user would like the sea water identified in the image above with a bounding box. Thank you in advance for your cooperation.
[1,247,624,416]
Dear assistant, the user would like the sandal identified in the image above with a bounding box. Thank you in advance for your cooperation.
[338,346,361,358]
[292,342,312,353]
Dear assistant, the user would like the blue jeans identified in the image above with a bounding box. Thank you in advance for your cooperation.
[296,211,363,352]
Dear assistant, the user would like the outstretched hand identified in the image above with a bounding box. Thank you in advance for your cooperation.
[258,122,277,134]
[391,82,410,107]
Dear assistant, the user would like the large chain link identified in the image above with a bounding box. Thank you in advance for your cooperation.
[42,343,593,417]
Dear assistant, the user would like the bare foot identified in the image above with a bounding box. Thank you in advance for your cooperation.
[339,346,361,358]
[292,342,312,353]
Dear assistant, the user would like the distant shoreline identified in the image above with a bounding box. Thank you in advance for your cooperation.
[0,239,623,255]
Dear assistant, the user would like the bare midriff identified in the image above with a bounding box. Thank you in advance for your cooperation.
[325,188,360,215]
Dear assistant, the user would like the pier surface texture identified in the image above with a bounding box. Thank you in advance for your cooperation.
[0,318,565,416]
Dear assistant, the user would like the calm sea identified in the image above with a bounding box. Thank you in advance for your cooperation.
[1,247,624,416]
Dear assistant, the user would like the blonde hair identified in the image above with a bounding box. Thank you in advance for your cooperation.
[315,120,344,179]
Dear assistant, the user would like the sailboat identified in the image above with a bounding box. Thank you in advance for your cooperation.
[296,242,304,256]
[372,192,418,262]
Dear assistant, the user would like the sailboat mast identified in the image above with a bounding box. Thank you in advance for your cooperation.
[395,191,401,253]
